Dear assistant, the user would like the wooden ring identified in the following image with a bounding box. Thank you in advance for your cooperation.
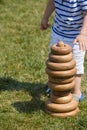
[48,80,75,91]
[49,52,73,63]
[51,43,72,55]
[46,59,76,71]
[45,98,78,113]
[45,108,79,118]
[52,91,71,96]
[50,93,73,104]
[46,67,76,77]
[49,76,74,84]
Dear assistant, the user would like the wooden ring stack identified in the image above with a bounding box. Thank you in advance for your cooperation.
[45,41,79,118]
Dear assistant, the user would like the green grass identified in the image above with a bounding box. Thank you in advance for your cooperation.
[0,0,87,130]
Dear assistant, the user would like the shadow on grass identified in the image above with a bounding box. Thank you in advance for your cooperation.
[0,0,4,4]
[0,77,46,113]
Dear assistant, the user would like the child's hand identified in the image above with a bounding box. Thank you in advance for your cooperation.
[40,18,50,30]
[73,34,87,51]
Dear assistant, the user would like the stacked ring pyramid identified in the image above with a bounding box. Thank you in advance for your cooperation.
[45,41,79,118]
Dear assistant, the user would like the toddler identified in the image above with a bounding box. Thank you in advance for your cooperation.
[41,0,87,101]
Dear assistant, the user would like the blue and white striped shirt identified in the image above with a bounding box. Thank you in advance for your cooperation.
[52,0,87,39]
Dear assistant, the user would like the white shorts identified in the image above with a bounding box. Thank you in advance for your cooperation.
[50,31,85,74]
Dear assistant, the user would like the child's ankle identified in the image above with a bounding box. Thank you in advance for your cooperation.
[71,90,81,97]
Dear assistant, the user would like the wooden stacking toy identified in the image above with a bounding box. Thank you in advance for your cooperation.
[45,41,79,118]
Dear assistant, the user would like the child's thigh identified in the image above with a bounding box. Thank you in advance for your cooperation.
[50,32,63,47]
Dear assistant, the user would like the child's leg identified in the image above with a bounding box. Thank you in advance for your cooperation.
[72,43,85,97]
[72,74,82,97]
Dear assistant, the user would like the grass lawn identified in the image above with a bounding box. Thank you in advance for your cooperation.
[0,0,87,130]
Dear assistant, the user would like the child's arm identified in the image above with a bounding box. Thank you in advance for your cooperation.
[41,0,55,30]
[73,12,87,51]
